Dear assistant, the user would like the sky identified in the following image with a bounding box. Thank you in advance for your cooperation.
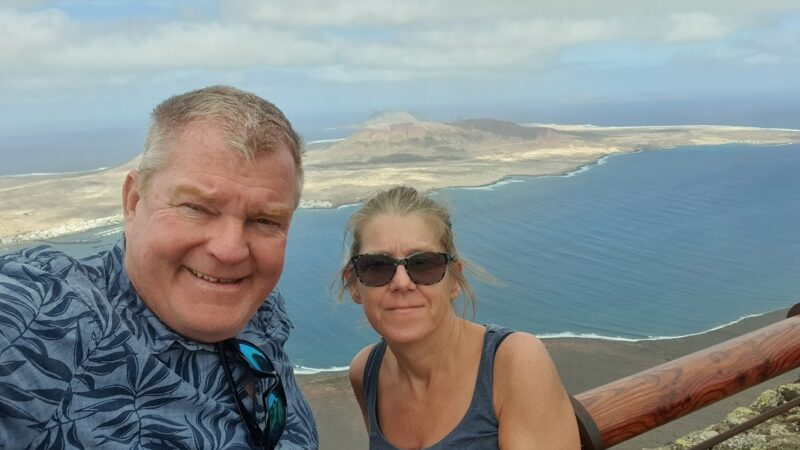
[1,0,800,173]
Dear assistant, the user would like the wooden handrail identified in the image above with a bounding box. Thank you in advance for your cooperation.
[574,308,800,448]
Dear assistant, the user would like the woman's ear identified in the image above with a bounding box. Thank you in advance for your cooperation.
[345,268,363,304]
[449,261,463,301]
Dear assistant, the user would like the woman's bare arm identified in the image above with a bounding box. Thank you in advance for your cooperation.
[494,332,580,449]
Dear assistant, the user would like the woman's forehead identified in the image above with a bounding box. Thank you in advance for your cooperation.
[359,213,443,251]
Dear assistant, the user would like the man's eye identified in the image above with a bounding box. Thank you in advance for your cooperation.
[182,204,206,213]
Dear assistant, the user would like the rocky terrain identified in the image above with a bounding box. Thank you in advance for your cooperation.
[649,379,800,450]
[303,114,800,205]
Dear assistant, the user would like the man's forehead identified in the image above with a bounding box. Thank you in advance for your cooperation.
[171,182,295,215]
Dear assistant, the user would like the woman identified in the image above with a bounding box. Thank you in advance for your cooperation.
[338,186,580,449]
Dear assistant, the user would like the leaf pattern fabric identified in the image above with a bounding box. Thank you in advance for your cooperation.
[0,239,318,449]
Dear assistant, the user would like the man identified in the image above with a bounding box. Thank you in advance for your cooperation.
[0,86,318,449]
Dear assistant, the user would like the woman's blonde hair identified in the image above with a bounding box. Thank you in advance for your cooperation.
[337,185,481,317]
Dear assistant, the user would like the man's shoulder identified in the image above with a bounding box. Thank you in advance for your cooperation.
[0,246,111,335]
[1,245,102,283]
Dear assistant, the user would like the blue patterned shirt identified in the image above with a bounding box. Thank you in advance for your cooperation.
[0,239,318,449]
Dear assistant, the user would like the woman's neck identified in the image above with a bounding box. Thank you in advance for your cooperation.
[384,317,480,392]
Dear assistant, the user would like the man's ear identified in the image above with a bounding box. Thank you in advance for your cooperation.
[345,268,363,304]
[450,261,463,301]
[122,170,142,221]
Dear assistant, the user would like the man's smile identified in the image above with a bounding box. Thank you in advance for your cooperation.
[187,267,242,284]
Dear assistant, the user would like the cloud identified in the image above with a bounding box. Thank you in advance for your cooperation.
[0,0,51,8]
[0,7,333,89]
[664,13,734,43]
[223,0,513,27]
[0,8,75,63]
[48,23,333,72]
[0,1,798,92]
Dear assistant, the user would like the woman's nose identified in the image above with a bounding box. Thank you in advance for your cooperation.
[388,264,416,290]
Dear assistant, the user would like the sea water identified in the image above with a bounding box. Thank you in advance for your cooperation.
[2,144,799,372]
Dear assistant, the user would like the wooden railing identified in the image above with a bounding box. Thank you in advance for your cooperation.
[570,304,800,449]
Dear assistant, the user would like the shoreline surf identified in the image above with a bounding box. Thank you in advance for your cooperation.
[293,309,781,374]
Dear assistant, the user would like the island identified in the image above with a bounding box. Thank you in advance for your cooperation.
[1,112,798,246]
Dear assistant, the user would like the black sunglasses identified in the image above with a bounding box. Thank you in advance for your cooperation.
[351,251,456,287]
[217,339,287,450]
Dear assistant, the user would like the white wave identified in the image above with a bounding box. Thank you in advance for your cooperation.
[298,199,334,209]
[561,155,614,178]
[0,167,109,178]
[538,312,766,342]
[460,178,525,191]
[307,138,346,145]
[560,150,647,178]
[94,225,124,237]
[294,365,349,375]
[335,202,362,210]
[561,165,591,178]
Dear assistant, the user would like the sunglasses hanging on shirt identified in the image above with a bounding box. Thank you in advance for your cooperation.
[217,339,287,450]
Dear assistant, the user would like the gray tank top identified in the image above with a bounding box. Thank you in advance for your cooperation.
[363,324,514,449]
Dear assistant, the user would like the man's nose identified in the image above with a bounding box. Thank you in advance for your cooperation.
[207,219,250,263]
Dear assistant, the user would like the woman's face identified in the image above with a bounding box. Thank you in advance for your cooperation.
[349,213,461,344]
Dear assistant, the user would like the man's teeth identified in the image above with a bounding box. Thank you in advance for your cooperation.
[189,268,238,283]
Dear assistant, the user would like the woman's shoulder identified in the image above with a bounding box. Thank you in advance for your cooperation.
[492,330,559,406]
[349,343,378,385]
[492,330,581,447]
[493,331,552,379]
[495,330,546,356]
[481,325,557,395]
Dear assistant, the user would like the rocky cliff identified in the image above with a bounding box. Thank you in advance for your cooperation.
[649,378,800,450]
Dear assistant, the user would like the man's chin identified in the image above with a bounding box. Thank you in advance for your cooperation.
[181,326,241,344]
[173,314,250,343]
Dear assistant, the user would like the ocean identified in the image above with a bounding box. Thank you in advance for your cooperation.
[2,143,799,373]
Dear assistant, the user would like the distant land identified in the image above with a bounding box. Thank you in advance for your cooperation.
[1,113,799,246]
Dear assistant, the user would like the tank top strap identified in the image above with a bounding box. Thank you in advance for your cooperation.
[362,326,515,450]
[472,324,515,412]
[363,339,388,435]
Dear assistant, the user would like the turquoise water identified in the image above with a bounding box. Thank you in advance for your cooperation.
[3,144,799,371]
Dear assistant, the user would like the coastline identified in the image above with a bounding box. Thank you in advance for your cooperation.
[3,137,798,247]
[299,308,800,450]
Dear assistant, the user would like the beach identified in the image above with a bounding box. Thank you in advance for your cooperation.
[299,308,800,449]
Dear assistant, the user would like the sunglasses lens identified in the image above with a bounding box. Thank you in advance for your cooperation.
[355,252,450,286]
[355,254,396,286]
[236,341,275,374]
[265,383,287,445]
[406,252,448,285]
[234,340,287,448]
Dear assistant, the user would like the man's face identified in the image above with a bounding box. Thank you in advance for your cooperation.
[122,121,298,343]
